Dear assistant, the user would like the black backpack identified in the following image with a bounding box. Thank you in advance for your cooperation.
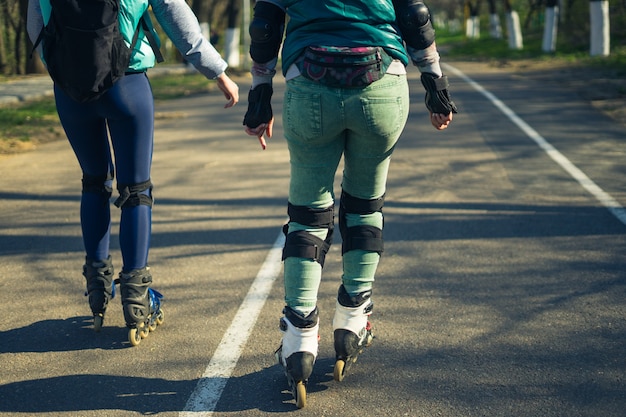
[32,0,163,103]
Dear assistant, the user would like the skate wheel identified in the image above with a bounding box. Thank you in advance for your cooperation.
[294,381,307,409]
[155,309,164,325]
[139,325,149,339]
[334,359,346,382]
[93,315,104,332]
[129,328,142,346]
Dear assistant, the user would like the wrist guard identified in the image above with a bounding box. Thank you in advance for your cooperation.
[243,83,273,128]
[420,73,458,115]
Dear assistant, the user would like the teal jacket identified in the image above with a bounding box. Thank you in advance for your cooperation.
[38,0,160,71]
[278,0,410,75]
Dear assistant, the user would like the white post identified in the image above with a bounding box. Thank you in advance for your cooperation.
[590,0,610,56]
[466,16,480,39]
[542,6,559,52]
[242,0,250,69]
[506,11,523,50]
[225,28,240,67]
[489,13,502,39]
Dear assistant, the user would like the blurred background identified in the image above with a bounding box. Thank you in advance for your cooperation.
[2,0,624,77]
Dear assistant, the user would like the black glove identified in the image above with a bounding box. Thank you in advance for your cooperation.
[420,73,458,115]
[243,83,273,128]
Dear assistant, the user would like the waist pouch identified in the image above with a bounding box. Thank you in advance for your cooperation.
[297,46,393,88]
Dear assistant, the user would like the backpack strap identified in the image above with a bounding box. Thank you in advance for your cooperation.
[139,13,164,63]
[30,27,45,59]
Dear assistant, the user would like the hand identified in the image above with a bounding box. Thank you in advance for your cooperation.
[216,73,239,108]
[430,112,453,130]
[245,117,274,150]
[420,73,458,116]
[243,84,274,149]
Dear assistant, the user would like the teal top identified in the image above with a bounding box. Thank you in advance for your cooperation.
[38,0,159,71]
[30,0,227,78]
[276,0,410,76]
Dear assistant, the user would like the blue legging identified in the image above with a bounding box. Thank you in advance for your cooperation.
[55,73,154,272]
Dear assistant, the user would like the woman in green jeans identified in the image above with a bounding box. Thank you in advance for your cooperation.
[243,0,457,408]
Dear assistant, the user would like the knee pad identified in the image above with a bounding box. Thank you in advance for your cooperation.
[114,179,153,209]
[394,0,436,50]
[82,173,113,197]
[339,191,384,255]
[249,1,285,64]
[282,203,334,267]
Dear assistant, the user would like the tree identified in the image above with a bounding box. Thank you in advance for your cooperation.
[590,0,610,56]
[542,0,559,52]
[504,0,523,49]
[224,0,241,67]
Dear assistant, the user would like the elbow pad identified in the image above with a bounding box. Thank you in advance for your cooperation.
[249,1,286,64]
[394,0,435,50]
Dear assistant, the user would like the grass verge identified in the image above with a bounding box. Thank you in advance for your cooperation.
[0,71,231,155]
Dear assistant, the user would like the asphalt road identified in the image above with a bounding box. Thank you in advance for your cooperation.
[0,62,624,417]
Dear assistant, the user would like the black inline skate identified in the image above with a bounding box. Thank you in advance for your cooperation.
[275,306,319,409]
[117,267,164,346]
[83,256,115,332]
[333,285,374,382]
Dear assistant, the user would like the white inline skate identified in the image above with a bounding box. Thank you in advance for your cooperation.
[333,285,373,382]
[275,306,319,408]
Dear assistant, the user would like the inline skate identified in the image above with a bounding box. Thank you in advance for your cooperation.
[275,306,319,409]
[83,256,115,332]
[117,267,164,346]
[333,285,374,382]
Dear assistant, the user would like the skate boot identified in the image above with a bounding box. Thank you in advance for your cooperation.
[83,256,115,332]
[333,285,374,382]
[117,267,164,346]
[275,306,319,409]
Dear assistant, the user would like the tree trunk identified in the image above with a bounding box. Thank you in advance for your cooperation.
[487,0,502,38]
[542,0,559,52]
[590,0,610,56]
[224,0,240,67]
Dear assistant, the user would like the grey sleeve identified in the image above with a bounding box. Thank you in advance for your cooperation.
[27,0,43,46]
[150,0,228,79]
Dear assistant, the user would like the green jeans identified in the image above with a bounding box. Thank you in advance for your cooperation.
[282,73,410,313]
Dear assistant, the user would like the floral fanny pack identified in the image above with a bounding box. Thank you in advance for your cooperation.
[297,46,393,88]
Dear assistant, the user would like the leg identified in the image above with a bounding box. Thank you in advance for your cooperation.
[276,76,346,406]
[334,73,410,379]
[55,85,113,261]
[105,73,155,273]
[55,86,116,330]
[104,73,163,344]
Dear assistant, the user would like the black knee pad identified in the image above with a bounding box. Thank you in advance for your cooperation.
[394,0,436,50]
[114,179,153,209]
[339,191,384,255]
[249,1,285,64]
[282,203,334,266]
[82,173,113,197]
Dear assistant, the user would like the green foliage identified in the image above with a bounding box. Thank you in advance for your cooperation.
[0,71,227,150]
[0,100,58,138]
[436,24,626,75]
[149,72,217,100]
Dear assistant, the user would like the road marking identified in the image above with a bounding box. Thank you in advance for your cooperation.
[444,63,626,226]
[180,231,285,416]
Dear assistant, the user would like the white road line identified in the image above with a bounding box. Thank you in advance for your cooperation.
[444,63,626,226]
[180,231,286,417]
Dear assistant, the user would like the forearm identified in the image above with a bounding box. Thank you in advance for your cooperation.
[150,0,227,79]
[407,42,442,77]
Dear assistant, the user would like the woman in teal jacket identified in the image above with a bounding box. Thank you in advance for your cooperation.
[243,0,456,408]
[27,0,239,345]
